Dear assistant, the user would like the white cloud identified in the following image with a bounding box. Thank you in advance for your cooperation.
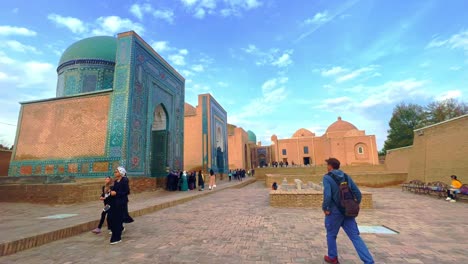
[217,81,229,87]
[179,49,189,55]
[191,64,204,72]
[242,45,293,68]
[181,0,199,7]
[47,14,145,36]
[181,69,194,77]
[320,65,379,83]
[297,0,359,42]
[0,71,8,80]
[303,11,331,25]
[317,79,428,110]
[271,53,292,67]
[321,66,347,76]
[230,76,288,124]
[194,8,206,19]
[435,90,462,101]
[92,16,145,36]
[130,3,153,20]
[1,40,39,54]
[181,0,261,18]
[336,66,376,83]
[427,30,468,52]
[151,41,170,53]
[0,25,37,36]
[449,66,461,71]
[153,9,175,23]
[47,14,87,34]
[169,54,186,66]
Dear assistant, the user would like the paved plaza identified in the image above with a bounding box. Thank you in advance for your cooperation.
[1,181,467,264]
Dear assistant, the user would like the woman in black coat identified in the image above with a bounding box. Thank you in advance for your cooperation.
[108,166,130,244]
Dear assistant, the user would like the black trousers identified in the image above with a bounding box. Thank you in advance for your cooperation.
[98,210,110,229]
[108,204,124,242]
[123,202,134,223]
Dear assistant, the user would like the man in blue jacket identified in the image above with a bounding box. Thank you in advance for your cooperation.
[322,158,374,264]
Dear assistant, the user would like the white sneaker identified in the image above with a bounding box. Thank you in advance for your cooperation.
[110,240,122,245]
[209,186,212,190]
[213,185,216,188]
[446,197,452,201]
[450,199,456,203]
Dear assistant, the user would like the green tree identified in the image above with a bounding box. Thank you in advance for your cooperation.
[383,103,425,152]
[424,98,467,125]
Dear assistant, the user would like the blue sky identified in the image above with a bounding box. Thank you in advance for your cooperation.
[0,0,467,150]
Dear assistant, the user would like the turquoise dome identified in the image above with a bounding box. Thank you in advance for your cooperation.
[247,130,257,143]
[59,36,117,66]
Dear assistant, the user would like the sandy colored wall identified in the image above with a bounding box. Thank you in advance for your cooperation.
[14,94,110,160]
[228,127,250,169]
[265,172,407,188]
[183,106,202,171]
[408,115,468,184]
[0,150,12,176]
[385,146,412,172]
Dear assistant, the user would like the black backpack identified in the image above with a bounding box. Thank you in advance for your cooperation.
[328,172,360,217]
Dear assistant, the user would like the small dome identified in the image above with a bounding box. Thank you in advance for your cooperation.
[184,103,196,116]
[292,128,314,137]
[326,116,358,133]
[59,36,117,67]
[247,130,256,143]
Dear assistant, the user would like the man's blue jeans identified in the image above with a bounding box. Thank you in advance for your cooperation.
[325,207,374,264]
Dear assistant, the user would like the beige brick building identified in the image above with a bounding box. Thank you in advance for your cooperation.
[270,117,379,166]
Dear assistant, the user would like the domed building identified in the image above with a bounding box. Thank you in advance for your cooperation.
[270,117,378,166]
[9,31,185,187]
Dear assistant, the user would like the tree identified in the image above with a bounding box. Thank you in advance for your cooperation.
[383,103,425,152]
[424,98,468,125]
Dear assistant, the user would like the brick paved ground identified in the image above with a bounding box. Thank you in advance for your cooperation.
[1,182,467,264]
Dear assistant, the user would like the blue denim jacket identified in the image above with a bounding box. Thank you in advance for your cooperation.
[322,169,362,211]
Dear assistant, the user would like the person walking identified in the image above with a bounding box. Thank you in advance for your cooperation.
[180,171,189,191]
[121,170,134,225]
[108,166,130,245]
[91,176,112,234]
[198,170,205,191]
[209,169,216,190]
[322,158,374,264]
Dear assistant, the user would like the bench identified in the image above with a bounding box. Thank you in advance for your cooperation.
[402,180,424,193]
[454,184,468,202]
[425,181,449,198]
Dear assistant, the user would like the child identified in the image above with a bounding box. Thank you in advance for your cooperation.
[92,176,112,234]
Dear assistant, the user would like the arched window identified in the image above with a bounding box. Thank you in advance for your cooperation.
[358,146,364,154]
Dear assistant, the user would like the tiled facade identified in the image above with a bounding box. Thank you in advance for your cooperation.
[8,31,185,178]
[184,94,228,173]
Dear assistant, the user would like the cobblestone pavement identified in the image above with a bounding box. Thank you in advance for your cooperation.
[1,182,467,264]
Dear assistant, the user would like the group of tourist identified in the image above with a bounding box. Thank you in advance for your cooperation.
[166,169,217,191]
[228,169,248,181]
[91,166,134,245]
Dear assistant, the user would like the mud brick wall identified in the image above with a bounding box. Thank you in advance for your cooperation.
[0,150,12,176]
[269,190,373,209]
[0,177,157,204]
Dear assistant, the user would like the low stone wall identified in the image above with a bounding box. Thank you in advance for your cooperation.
[256,165,387,180]
[0,177,157,204]
[266,172,407,188]
[269,189,373,208]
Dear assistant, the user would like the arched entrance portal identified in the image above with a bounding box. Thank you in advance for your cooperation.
[258,154,266,167]
[151,104,168,177]
[215,126,225,172]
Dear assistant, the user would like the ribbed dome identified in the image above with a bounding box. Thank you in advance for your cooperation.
[326,117,357,133]
[292,128,314,137]
[59,36,117,66]
[247,130,256,143]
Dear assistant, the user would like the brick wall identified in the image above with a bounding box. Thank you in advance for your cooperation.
[269,190,373,208]
[408,115,468,184]
[0,150,12,176]
[0,177,157,204]
[385,146,412,172]
[265,172,407,188]
[255,165,387,180]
